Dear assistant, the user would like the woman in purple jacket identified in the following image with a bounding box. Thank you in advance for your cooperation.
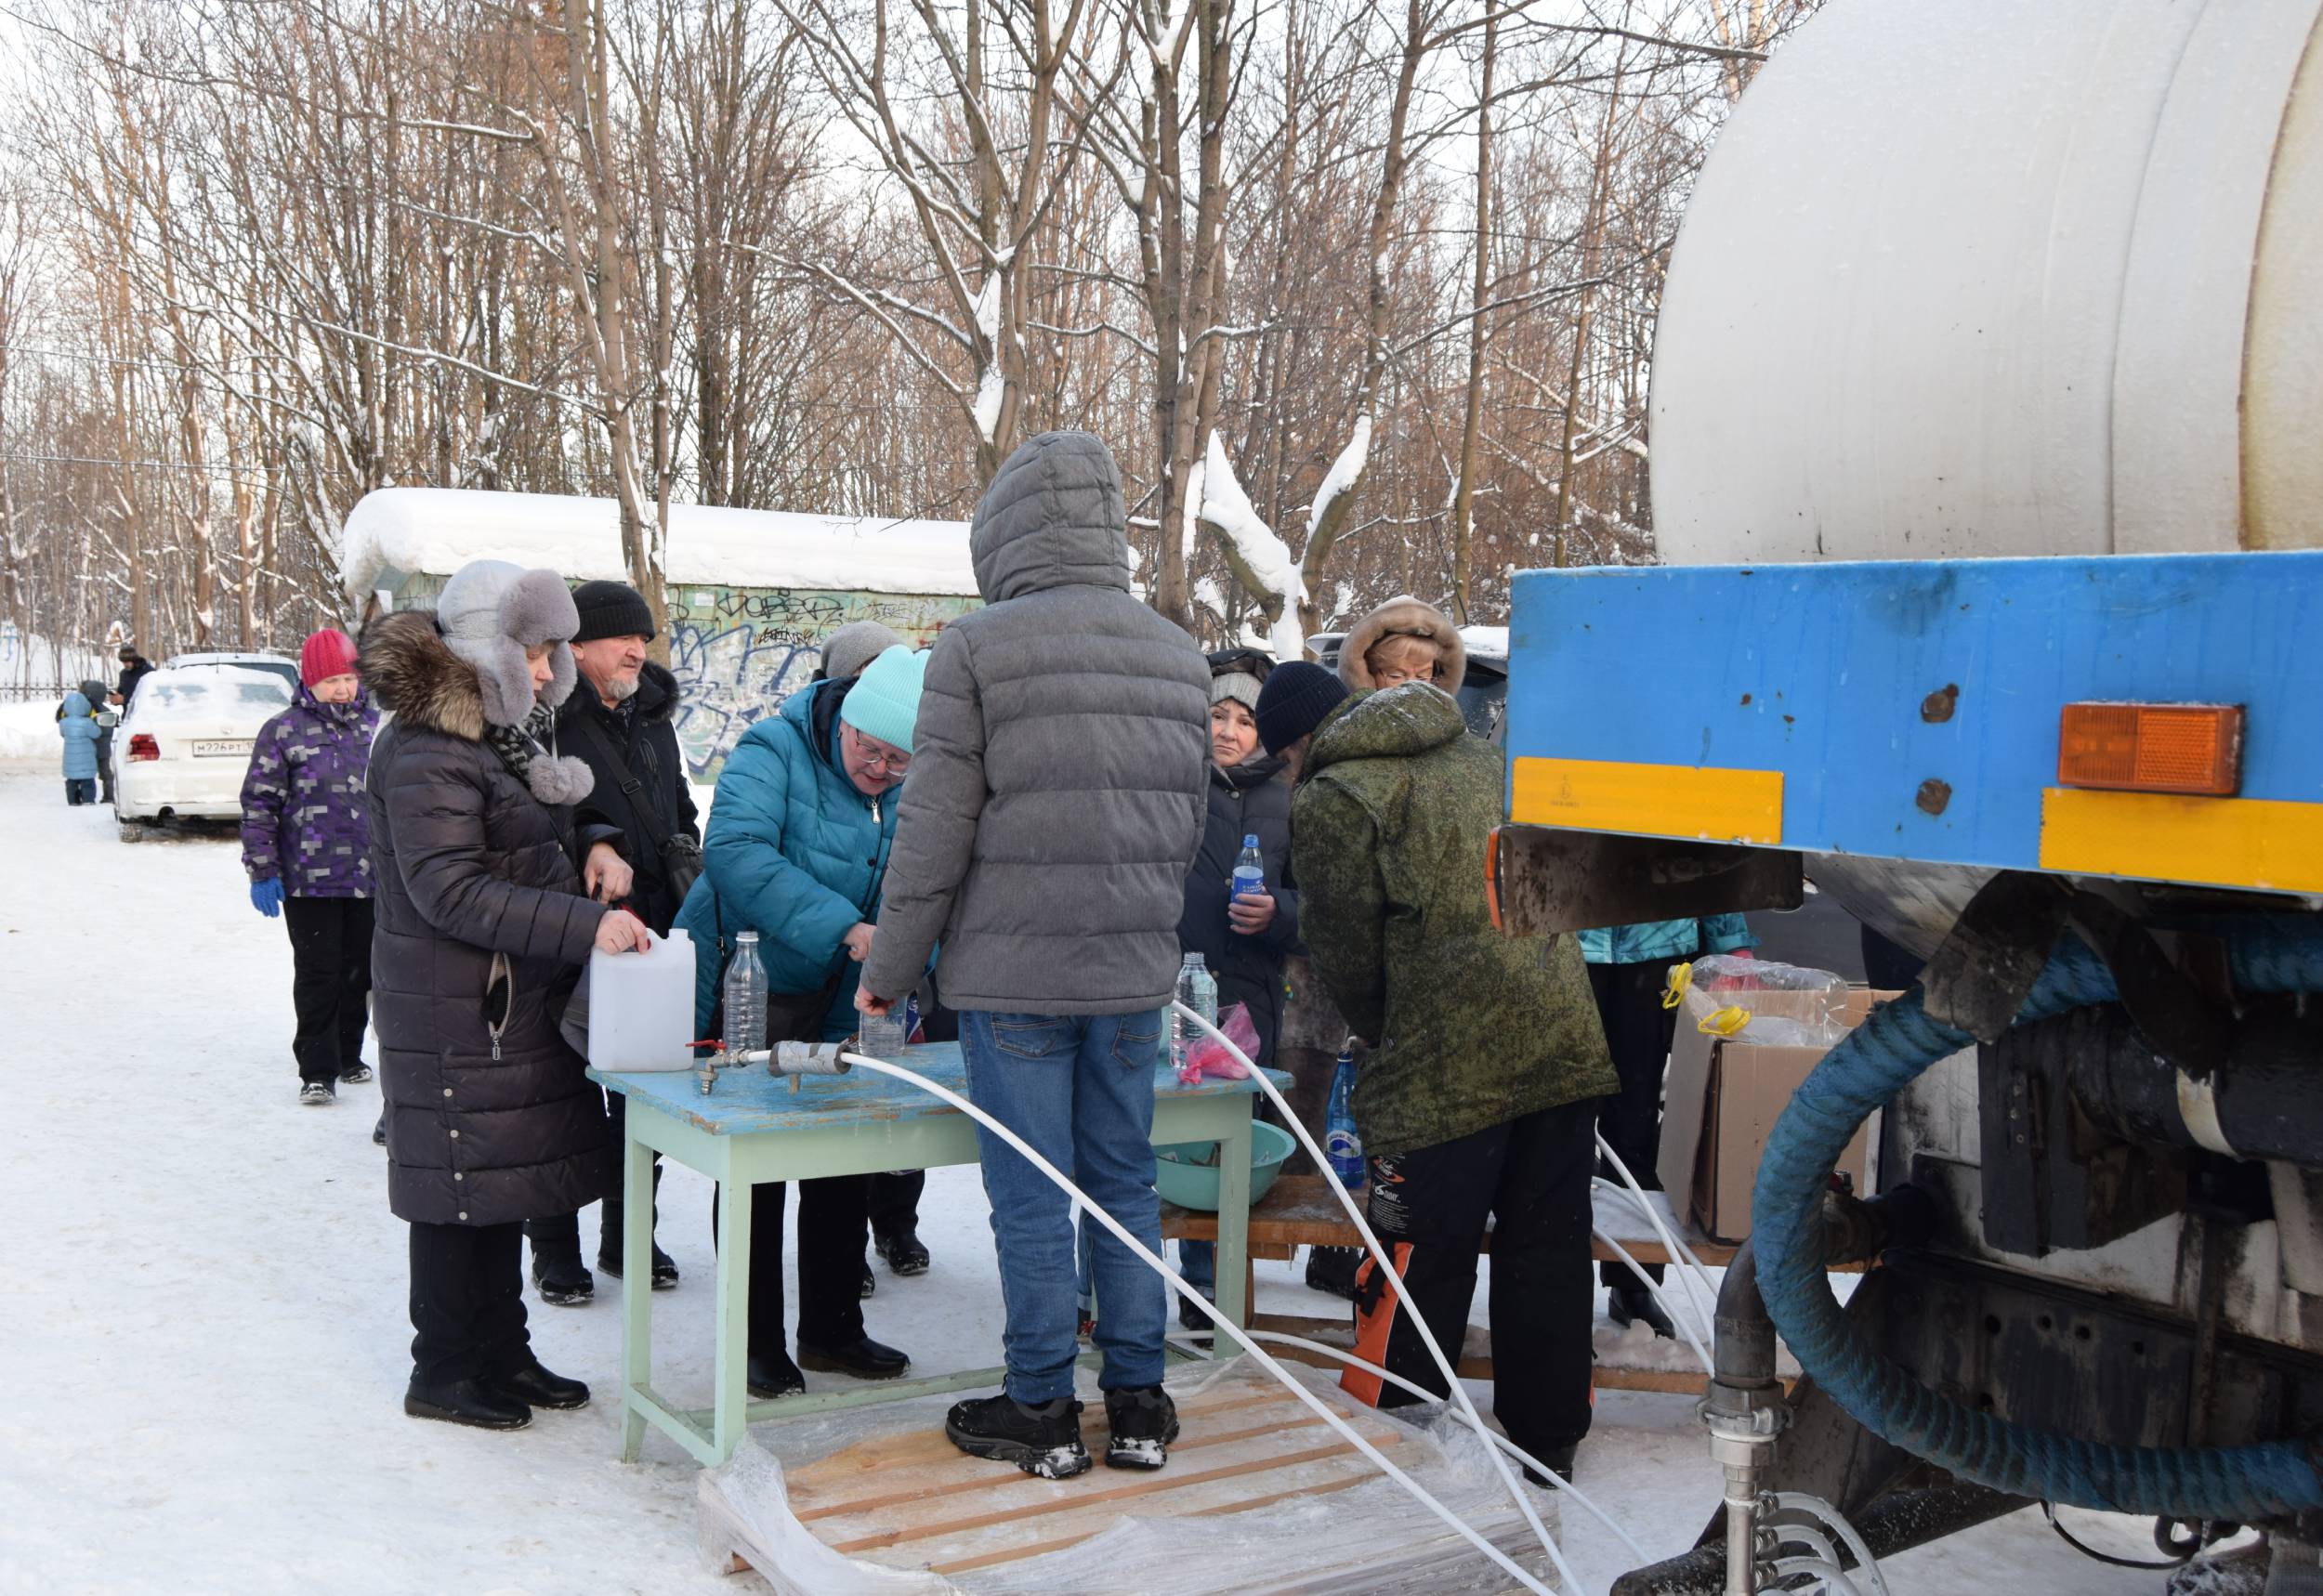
[241,628,382,1105]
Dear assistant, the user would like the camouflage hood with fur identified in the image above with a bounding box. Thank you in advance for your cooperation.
[1289,683,1613,1157]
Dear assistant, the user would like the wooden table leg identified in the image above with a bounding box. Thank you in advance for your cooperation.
[711,1172,753,1463]
[621,1129,654,1464]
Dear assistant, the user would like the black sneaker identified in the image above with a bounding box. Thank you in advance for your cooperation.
[946,1393,1091,1479]
[338,1063,374,1084]
[1306,1245,1361,1299]
[1608,1284,1676,1339]
[1102,1386,1179,1471]
[874,1224,931,1276]
[297,1081,335,1106]
[531,1254,595,1307]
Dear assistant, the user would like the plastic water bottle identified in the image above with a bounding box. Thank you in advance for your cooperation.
[1173,952,1217,1067]
[1325,1044,1364,1189]
[1232,835,1266,903]
[723,930,768,1057]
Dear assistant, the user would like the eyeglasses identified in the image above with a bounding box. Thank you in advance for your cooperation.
[847,724,911,776]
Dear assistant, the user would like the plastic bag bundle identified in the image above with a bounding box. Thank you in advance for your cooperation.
[1667,955,1850,1045]
[1176,1001,1257,1084]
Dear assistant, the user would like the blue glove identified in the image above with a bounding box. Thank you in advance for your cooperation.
[250,878,284,918]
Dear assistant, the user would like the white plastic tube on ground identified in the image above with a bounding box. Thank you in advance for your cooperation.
[1593,1229,1714,1377]
[1590,1179,1721,1350]
[1592,1136,1723,1339]
[833,1048,1574,1596]
[1165,1003,1576,1576]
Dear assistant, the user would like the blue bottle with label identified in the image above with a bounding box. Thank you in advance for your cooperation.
[1324,1043,1363,1189]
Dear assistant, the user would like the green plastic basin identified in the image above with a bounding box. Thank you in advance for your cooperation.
[1153,1121,1296,1211]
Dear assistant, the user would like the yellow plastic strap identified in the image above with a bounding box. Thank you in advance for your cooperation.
[1697,1004,1752,1038]
[1661,962,1693,1010]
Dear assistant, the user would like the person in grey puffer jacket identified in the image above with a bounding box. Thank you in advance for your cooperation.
[857,431,1209,1480]
[240,627,383,1105]
[361,559,653,1434]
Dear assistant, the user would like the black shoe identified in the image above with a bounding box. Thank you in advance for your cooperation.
[1306,1245,1361,1300]
[746,1351,806,1400]
[946,1393,1090,1479]
[372,1115,387,1147]
[1608,1284,1676,1339]
[338,1063,373,1084]
[1102,1385,1180,1471]
[874,1225,930,1276]
[297,1081,335,1106]
[859,1258,877,1299]
[1176,1293,1216,1336]
[531,1254,595,1307]
[596,1244,680,1291]
[1523,1442,1580,1487]
[797,1335,911,1380]
[404,1378,532,1431]
[481,1360,590,1411]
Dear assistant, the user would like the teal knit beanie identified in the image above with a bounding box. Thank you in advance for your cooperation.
[838,645,929,753]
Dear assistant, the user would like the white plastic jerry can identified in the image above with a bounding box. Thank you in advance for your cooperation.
[586,927,699,1072]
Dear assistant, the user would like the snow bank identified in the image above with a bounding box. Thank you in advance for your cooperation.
[340,489,978,600]
[0,699,67,765]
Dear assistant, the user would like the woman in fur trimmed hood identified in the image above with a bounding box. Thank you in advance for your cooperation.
[360,558,652,1433]
[1337,595,1467,694]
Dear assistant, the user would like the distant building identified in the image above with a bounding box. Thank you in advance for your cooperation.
[342,488,978,778]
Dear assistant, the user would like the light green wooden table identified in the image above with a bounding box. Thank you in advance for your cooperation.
[593,1042,1278,1466]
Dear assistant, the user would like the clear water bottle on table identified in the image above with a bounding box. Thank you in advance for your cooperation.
[1173,952,1217,1068]
[723,930,768,1058]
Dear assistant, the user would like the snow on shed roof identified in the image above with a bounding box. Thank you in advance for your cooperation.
[340,488,978,599]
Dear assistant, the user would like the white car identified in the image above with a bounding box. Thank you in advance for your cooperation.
[113,661,297,838]
[163,650,301,694]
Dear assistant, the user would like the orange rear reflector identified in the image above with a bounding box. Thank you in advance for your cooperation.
[2057,703,2243,796]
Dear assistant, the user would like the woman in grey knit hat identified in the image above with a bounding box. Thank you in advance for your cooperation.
[360,558,653,1432]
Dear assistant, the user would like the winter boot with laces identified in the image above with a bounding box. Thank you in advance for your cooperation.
[945,1393,1090,1479]
[1101,1385,1179,1471]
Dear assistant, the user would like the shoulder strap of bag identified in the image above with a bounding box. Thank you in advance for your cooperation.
[571,709,677,857]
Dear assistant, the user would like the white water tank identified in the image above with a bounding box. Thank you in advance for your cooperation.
[1649,0,2323,564]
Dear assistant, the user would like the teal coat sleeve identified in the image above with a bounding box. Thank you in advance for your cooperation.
[701,730,864,981]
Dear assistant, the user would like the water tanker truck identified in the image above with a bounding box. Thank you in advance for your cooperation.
[1491,0,2323,1588]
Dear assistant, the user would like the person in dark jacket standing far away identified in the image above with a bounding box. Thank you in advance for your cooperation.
[675,642,930,1398]
[239,627,382,1105]
[522,579,700,1305]
[111,644,155,710]
[857,430,1211,1480]
[361,558,652,1432]
[1256,662,1618,1484]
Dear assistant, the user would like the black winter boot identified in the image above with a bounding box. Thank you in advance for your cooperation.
[946,1393,1090,1479]
[1608,1283,1676,1339]
[1102,1386,1179,1471]
[747,1351,806,1400]
[1305,1245,1361,1299]
[404,1379,531,1431]
[530,1252,595,1307]
[874,1223,930,1276]
[482,1360,590,1411]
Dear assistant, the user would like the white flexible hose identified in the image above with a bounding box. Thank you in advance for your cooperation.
[834,1049,1573,1596]
[1592,1137,1722,1339]
[1767,1558,1862,1596]
[1240,1328,1651,1565]
[1772,1494,1889,1596]
[1165,1003,1575,1579]
[1593,1228,1714,1377]
[1765,1522,1841,1567]
[1589,1174,1722,1331]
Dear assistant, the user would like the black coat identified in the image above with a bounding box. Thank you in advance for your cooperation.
[359,609,618,1228]
[115,658,153,705]
[564,661,701,935]
[1177,755,1303,1066]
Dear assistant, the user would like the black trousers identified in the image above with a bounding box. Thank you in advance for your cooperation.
[712,1176,871,1354]
[868,1171,924,1236]
[1588,960,1679,1289]
[1344,1097,1602,1459]
[527,1092,662,1266]
[284,896,374,1086]
[409,1219,531,1385]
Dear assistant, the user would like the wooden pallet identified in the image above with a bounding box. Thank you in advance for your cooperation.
[758,1382,1420,1579]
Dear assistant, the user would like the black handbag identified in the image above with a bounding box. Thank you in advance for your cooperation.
[572,712,702,902]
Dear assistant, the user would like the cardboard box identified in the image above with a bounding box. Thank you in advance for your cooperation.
[1657,987,1896,1244]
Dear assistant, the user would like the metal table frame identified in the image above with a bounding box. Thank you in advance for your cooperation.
[595,1044,1269,1466]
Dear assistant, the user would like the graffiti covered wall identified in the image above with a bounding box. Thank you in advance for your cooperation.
[664,587,976,779]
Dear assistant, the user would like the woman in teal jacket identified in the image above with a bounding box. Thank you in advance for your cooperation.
[674,644,927,1400]
[1579,915,1756,1336]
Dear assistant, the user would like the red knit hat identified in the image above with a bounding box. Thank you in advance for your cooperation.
[300,628,360,687]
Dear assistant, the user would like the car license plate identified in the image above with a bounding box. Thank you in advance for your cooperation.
[192,739,252,758]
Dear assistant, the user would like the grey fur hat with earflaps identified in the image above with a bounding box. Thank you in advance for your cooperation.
[435,558,596,805]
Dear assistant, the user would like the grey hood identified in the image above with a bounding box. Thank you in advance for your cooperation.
[971,430,1134,604]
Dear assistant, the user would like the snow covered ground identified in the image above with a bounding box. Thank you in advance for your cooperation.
[0,769,2178,1593]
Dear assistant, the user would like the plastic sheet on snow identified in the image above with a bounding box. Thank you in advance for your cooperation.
[697,1357,1566,1595]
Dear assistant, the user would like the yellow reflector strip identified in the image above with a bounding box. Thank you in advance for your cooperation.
[2040,788,2323,893]
[1510,757,1784,844]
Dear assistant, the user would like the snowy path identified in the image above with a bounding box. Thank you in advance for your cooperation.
[0,771,2168,1592]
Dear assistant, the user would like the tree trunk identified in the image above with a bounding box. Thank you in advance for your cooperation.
[1448,4,1496,622]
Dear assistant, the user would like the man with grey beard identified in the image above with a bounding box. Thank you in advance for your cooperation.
[525,578,700,1305]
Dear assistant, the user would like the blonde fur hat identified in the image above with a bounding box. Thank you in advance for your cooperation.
[1337,595,1467,694]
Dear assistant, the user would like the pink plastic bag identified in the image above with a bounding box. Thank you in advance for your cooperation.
[1178,1001,1258,1084]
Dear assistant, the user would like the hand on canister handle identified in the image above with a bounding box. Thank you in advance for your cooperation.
[594,908,652,954]
[249,878,284,919]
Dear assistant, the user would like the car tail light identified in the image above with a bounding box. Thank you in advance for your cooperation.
[128,733,160,762]
[2057,703,2242,796]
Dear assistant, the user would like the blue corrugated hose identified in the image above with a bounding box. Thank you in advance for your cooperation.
[1752,925,2323,1518]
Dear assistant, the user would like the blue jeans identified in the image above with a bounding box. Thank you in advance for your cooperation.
[960,1009,1168,1402]
[1074,1233,1212,1314]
